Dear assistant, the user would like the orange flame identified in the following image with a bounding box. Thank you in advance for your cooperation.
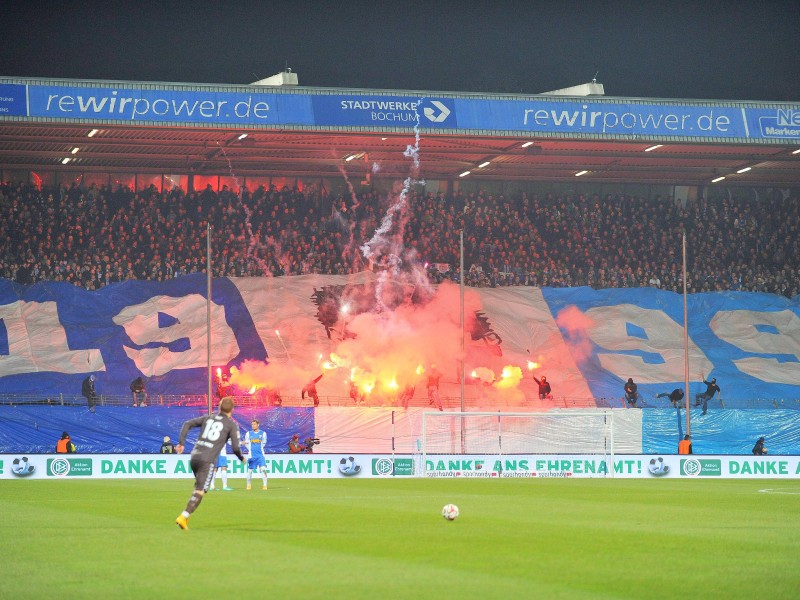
[496,365,523,389]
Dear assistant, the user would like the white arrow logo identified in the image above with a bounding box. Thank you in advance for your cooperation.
[423,101,450,123]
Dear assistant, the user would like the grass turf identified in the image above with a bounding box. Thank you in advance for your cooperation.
[1,478,798,599]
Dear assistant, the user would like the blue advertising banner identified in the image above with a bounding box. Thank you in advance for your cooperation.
[453,98,751,138]
[0,84,26,117]
[27,85,315,125]
[4,79,800,141]
[745,106,800,139]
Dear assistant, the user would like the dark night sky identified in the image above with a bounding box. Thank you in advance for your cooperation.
[2,0,798,102]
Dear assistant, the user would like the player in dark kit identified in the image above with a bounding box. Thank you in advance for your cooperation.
[175,397,244,530]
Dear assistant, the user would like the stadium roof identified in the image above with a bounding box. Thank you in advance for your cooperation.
[3,122,799,187]
[1,78,799,187]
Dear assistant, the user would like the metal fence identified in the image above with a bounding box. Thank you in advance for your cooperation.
[0,393,795,410]
[631,394,800,411]
[0,394,208,407]
[0,393,607,410]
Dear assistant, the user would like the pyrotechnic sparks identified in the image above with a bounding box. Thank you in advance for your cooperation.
[358,100,426,313]
[274,329,292,361]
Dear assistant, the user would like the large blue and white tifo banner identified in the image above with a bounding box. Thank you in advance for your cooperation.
[0,273,798,401]
[2,453,799,480]
[1,80,798,140]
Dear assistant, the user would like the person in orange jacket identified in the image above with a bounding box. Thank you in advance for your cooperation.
[56,431,76,453]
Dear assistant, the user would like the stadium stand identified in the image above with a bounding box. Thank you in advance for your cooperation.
[1,181,797,298]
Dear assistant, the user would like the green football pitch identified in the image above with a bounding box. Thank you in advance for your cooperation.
[1,478,798,599]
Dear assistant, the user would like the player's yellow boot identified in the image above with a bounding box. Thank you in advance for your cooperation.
[262,485,268,490]
[175,514,189,530]
[246,483,251,490]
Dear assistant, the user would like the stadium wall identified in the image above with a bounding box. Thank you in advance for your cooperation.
[0,406,797,456]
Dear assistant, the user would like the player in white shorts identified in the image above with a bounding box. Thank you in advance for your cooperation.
[210,442,233,491]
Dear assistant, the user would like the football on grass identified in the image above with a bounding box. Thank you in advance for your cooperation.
[442,504,459,520]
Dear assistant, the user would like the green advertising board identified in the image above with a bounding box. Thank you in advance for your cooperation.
[680,458,722,477]
[47,457,93,477]
[372,457,414,476]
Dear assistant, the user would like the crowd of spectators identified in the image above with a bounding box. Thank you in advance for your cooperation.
[0,180,798,298]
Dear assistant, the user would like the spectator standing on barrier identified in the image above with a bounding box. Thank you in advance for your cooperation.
[533,374,551,400]
[349,380,365,405]
[678,434,692,455]
[752,437,768,455]
[624,377,640,407]
[302,373,323,407]
[160,436,176,454]
[82,374,98,413]
[174,397,245,530]
[266,387,282,407]
[216,373,232,400]
[426,365,443,411]
[56,431,76,453]
[130,376,147,407]
[399,383,415,409]
[695,377,720,415]
[656,388,685,408]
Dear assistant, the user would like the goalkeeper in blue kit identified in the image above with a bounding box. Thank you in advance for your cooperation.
[175,397,244,530]
[244,419,269,490]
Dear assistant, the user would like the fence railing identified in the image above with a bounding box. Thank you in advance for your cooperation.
[0,393,796,410]
[630,394,800,411]
[0,393,595,409]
